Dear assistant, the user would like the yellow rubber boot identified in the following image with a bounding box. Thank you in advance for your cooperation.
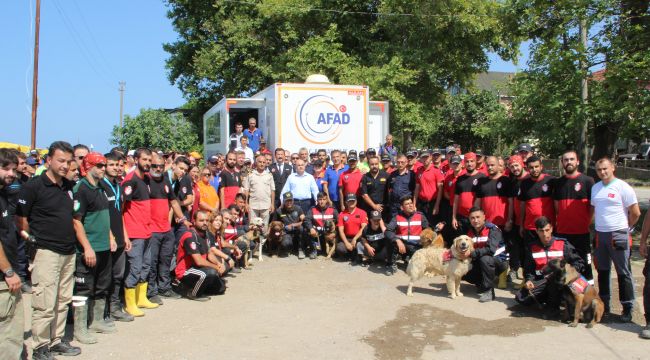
[497,269,508,289]
[136,282,159,309]
[124,288,144,317]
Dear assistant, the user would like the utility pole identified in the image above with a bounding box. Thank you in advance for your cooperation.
[119,81,126,127]
[578,18,589,172]
[30,0,41,150]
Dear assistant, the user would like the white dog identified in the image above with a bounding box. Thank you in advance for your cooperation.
[406,235,474,298]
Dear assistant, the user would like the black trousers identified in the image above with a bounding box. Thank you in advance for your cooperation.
[179,267,225,297]
[416,200,435,229]
[556,233,593,281]
[74,250,112,299]
[149,230,176,296]
[280,230,305,252]
[463,255,507,291]
[515,278,562,308]
[387,240,421,265]
[506,225,525,271]
[294,199,313,215]
[643,255,650,324]
[357,239,391,264]
[439,199,455,247]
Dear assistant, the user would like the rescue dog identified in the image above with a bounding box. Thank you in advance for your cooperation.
[546,259,605,328]
[236,217,264,266]
[322,220,337,259]
[406,234,473,298]
[419,228,445,249]
[266,221,285,257]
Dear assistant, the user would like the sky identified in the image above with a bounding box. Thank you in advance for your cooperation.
[2,0,526,153]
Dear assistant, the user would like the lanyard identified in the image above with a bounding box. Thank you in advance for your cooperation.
[103,177,120,212]
[167,169,177,188]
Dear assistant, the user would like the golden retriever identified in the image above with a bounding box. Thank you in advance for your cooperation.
[406,235,474,298]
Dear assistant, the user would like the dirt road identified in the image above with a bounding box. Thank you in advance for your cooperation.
[28,256,648,360]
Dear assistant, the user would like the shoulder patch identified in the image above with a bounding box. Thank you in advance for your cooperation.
[73,200,80,211]
[190,241,197,250]
[124,186,133,196]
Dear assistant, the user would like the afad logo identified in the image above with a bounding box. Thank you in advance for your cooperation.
[294,94,350,144]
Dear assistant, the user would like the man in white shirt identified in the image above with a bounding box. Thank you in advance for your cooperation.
[281,159,319,214]
[235,136,255,164]
[591,157,640,322]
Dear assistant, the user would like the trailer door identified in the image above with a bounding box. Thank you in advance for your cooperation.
[368,101,389,151]
[204,99,228,156]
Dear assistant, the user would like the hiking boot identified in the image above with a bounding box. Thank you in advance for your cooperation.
[621,307,633,323]
[309,250,317,260]
[542,307,561,320]
[351,255,361,266]
[507,270,518,284]
[159,289,182,299]
[186,294,210,302]
[148,295,164,306]
[50,341,81,356]
[32,346,54,360]
[478,289,495,303]
[640,325,650,339]
[385,264,398,276]
[298,249,306,259]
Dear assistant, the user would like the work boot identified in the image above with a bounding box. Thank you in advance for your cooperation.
[32,346,53,360]
[124,288,144,317]
[73,305,97,344]
[148,295,164,306]
[160,289,182,299]
[621,307,633,323]
[135,283,159,309]
[497,269,508,289]
[309,249,317,259]
[640,325,650,339]
[298,249,306,259]
[507,270,518,284]
[478,288,495,303]
[88,299,116,334]
[385,264,398,276]
[110,301,134,322]
[50,341,81,356]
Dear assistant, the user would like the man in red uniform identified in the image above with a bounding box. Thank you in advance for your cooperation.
[474,156,513,229]
[338,154,363,212]
[219,151,241,210]
[475,149,488,176]
[305,192,339,259]
[452,152,485,236]
[553,150,594,282]
[515,216,584,319]
[414,149,443,226]
[441,155,464,245]
[507,155,528,284]
[336,193,368,263]
[175,211,226,301]
[385,196,430,275]
[518,156,555,244]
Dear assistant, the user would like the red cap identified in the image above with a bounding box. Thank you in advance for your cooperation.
[81,152,106,176]
[464,152,476,160]
[508,155,524,166]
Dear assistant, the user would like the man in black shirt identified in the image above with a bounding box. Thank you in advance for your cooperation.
[271,192,305,256]
[269,148,293,208]
[0,148,24,359]
[358,210,390,266]
[100,151,133,322]
[360,156,390,221]
[16,141,82,359]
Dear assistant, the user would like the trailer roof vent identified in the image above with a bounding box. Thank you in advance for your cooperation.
[305,74,330,84]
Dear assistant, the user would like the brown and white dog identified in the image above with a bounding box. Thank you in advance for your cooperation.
[236,217,265,266]
[266,221,284,258]
[406,234,473,298]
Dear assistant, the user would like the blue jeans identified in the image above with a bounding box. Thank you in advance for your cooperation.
[148,231,175,296]
[125,238,151,288]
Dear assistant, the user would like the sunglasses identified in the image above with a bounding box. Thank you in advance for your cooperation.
[151,164,164,169]
[291,157,298,160]
[96,163,106,169]
[76,156,84,160]
[202,173,210,176]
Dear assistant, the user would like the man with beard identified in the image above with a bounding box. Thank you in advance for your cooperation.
[385,196,429,276]
[121,148,159,317]
[336,194,368,263]
[506,155,528,284]
[553,150,595,282]
[414,149,444,226]
[175,211,227,301]
[305,192,339,259]
[474,156,513,230]
[148,153,189,305]
[219,151,242,209]
[360,156,389,221]
[17,141,82,358]
[387,154,416,218]
[71,153,116,344]
[441,155,464,245]
[100,152,133,322]
[475,150,488,176]
[0,149,24,359]
[165,156,194,240]
[338,153,363,212]
[452,152,485,236]
[518,156,555,245]
[271,192,306,257]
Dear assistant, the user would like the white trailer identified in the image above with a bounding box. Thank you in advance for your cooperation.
[203,76,389,157]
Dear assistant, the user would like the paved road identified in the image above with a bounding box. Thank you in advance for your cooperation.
[634,187,650,206]
[22,256,644,360]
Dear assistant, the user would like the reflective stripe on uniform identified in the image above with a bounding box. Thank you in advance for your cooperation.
[532,250,563,259]
[398,235,420,241]
[396,221,421,226]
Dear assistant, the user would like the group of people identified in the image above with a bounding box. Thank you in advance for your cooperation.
[1,128,650,360]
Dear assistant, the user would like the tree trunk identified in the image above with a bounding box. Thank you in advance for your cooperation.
[592,123,621,161]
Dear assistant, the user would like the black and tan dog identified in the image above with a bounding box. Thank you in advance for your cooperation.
[235,217,264,267]
[266,221,284,257]
[546,258,605,328]
[321,220,337,259]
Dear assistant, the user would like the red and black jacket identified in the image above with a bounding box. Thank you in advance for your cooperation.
[475,176,511,226]
[121,171,153,239]
[148,176,176,233]
[305,206,339,231]
[518,174,556,230]
[386,211,429,243]
[454,172,486,217]
[219,168,241,208]
[524,237,584,281]
[553,173,594,234]
[467,222,507,261]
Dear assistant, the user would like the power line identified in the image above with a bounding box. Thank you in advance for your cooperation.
[218,0,492,17]
[51,0,114,88]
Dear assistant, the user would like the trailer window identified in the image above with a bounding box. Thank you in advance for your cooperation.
[206,112,221,145]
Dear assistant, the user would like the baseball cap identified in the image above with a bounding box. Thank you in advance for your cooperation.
[260,138,267,144]
[464,152,477,160]
[475,149,483,157]
[406,150,416,158]
[310,151,318,157]
[127,150,135,157]
[348,154,358,162]
[420,149,430,157]
[517,143,533,153]
[370,210,382,220]
[30,149,39,155]
[445,146,456,154]
[345,193,357,202]
[208,155,219,163]
[283,192,294,201]
[431,148,442,155]
[359,151,366,157]
[381,154,391,162]
[366,148,377,155]
[26,157,38,166]
[450,155,462,164]
[81,152,107,177]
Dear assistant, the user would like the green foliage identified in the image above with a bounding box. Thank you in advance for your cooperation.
[163,0,518,149]
[111,108,200,152]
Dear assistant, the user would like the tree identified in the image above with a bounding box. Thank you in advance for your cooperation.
[163,0,518,149]
[111,108,200,152]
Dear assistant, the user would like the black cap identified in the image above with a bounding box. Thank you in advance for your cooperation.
[313,159,324,167]
[432,148,442,155]
[406,150,416,158]
[359,151,366,157]
[348,149,357,155]
[518,143,533,153]
[260,138,266,144]
[475,149,483,157]
[381,154,391,162]
[366,148,377,155]
[420,149,431,157]
[370,210,382,220]
[450,155,462,164]
[208,155,219,163]
[283,192,294,201]
[345,193,357,202]
[310,151,318,157]
[348,154,358,162]
[445,146,456,154]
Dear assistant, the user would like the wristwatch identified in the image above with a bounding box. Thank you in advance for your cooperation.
[3,269,15,277]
